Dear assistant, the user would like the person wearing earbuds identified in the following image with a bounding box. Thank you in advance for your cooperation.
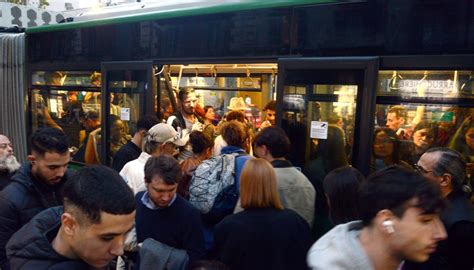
[0,128,74,270]
[307,165,447,270]
[406,148,474,270]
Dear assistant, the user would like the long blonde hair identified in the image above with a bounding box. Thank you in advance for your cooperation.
[240,158,283,210]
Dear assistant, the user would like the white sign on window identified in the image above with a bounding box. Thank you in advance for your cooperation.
[310,121,328,139]
[120,108,130,121]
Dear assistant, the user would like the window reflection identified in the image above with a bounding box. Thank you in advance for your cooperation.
[372,103,474,177]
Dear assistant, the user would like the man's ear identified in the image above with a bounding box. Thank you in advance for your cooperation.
[61,213,78,237]
[374,209,396,234]
[27,155,36,164]
[440,173,452,187]
[205,147,213,157]
[139,130,147,137]
[399,117,405,125]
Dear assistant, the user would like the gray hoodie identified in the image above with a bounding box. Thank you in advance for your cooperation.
[307,221,374,270]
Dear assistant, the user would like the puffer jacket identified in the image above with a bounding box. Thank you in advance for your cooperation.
[0,163,74,270]
[6,206,95,270]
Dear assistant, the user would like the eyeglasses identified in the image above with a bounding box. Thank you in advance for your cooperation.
[414,164,433,174]
[374,138,393,145]
[0,143,13,149]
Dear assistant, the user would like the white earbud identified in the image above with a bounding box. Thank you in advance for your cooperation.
[382,220,395,234]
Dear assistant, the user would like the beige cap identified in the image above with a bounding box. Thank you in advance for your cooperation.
[227,97,247,111]
[147,123,187,146]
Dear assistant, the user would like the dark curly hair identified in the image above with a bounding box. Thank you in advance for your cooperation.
[189,131,214,155]
[30,127,69,156]
[221,120,248,149]
[63,165,135,224]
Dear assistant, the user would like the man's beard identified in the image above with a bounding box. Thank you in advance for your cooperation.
[0,155,21,173]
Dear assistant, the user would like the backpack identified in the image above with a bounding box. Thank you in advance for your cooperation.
[189,152,247,223]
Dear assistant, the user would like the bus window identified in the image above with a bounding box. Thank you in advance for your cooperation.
[100,70,146,165]
[165,63,276,136]
[374,70,474,178]
[280,83,357,170]
[30,71,101,158]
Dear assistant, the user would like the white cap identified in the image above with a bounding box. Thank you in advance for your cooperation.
[147,123,187,146]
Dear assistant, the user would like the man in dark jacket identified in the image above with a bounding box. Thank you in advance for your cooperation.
[0,128,72,270]
[6,166,136,269]
[0,135,20,190]
[111,114,159,172]
[408,148,474,270]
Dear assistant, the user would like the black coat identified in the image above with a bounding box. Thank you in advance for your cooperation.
[0,170,14,191]
[214,208,312,270]
[6,206,95,270]
[0,163,74,270]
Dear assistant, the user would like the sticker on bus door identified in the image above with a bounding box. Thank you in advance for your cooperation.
[120,108,130,121]
[311,121,328,139]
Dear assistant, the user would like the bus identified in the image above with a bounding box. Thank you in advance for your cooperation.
[1,0,474,177]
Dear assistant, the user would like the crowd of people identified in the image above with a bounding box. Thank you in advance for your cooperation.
[0,87,473,270]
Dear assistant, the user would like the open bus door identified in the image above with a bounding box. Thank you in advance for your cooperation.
[276,57,379,176]
[99,61,155,166]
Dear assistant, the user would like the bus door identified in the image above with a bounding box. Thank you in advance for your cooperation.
[99,61,154,166]
[276,57,379,176]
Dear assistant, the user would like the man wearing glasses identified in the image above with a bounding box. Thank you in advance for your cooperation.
[0,135,20,190]
[408,148,474,270]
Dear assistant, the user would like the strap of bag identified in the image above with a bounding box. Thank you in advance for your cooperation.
[233,152,248,192]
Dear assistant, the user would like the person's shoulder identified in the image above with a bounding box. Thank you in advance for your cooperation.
[64,169,77,179]
[175,196,199,213]
[276,166,314,186]
[114,142,132,156]
[307,221,367,269]
[49,260,95,270]
[274,208,309,223]
[135,191,145,202]
[215,211,249,230]
[124,141,141,154]
[120,158,143,175]
[0,178,30,205]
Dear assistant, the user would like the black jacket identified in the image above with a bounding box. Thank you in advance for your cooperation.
[6,206,95,270]
[0,163,74,270]
[0,170,14,191]
[111,141,142,172]
[215,208,312,270]
[438,191,474,270]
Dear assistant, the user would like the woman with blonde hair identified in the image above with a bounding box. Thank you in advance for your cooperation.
[214,158,312,270]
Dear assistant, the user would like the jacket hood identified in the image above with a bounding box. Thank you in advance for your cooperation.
[307,221,374,270]
[6,206,64,262]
